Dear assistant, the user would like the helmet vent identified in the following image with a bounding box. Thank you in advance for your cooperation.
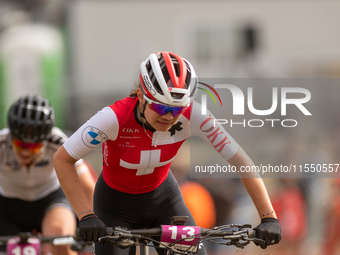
[21,107,27,119]
[146,59,164,95]
[159,53,175,88]
[39,111,44,121]
[159,52,189,89]
[185,65,191,89]
[36,126,41,137]
[20,123,25,135]
[31,109,36,121]
[170,92,184,99]
[168,53,181,77]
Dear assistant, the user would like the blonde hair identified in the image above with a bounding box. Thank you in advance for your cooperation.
[129,80,140,98]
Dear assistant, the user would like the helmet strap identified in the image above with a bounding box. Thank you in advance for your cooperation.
[138,84,155,131]
[139,101,154,131]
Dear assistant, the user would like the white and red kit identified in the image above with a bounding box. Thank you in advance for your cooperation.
[64,97,239,194]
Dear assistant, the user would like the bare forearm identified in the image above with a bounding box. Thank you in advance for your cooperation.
[228,147,277,219]
[241,178,277,219]
[53,146,93,219]
[78,171,95,207]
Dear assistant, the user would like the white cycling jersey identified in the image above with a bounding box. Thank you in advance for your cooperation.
[0,127,85,201]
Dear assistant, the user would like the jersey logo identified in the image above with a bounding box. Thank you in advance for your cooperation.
[120,149,175,175]
[82,126,108,148]
[122,128,140,133]
[168,122,183,136]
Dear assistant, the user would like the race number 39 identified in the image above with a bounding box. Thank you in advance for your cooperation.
[7,237,40,255]
[161,225,200,252]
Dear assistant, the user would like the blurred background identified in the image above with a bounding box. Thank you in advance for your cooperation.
[1,0,340,254]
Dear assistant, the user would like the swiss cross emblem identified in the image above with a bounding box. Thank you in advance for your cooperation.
[120,149,175,175]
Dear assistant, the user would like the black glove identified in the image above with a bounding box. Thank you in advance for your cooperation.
[254,218,282,249]
[79,214,106,242]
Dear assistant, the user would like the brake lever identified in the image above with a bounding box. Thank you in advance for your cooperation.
[98,235,120,243]
[226,239,250,249]
[224,231,265,249]
[244,229,266,246]
[70,240,87,251]
[114,227,130,234]
[248,237,266,245]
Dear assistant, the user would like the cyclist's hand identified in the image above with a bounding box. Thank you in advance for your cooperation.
[254,218,282,249]
[79,214,106,242]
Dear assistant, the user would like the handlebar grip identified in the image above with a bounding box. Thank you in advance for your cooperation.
[76,227,113,238]
[106,227,114,236]
[248,229,257,238]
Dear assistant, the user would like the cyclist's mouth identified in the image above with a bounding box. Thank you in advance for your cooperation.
[19,155,33,160]
[157,121,172,126]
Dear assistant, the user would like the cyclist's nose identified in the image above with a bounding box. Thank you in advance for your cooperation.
[19,149,35,156]
[162,111,174,119]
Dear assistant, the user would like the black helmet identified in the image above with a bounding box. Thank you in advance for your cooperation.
[7,94,55,143]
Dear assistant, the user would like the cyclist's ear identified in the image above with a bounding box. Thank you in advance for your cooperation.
[136,88,144,103]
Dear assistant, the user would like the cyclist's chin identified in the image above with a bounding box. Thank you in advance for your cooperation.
[17,156,35,166]
[16,152,37,166]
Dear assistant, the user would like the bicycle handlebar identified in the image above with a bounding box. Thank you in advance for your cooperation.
[0,232,88,252]
[75,223,265,253]
[76,227,256,238]
[76,227,114,238]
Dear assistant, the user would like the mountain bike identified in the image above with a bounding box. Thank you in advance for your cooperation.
[0,232,89,255]
[78,216,265,255]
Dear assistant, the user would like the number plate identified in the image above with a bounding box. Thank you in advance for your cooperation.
[161,225,200,253]
[7,237,40,255]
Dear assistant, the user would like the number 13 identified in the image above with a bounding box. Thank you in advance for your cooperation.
[168,226,196,242]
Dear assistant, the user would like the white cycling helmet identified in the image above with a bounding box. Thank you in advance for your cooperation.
[140,52,198,107]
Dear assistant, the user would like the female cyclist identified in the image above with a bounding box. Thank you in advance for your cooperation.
[54,51,282,255]
[0,94,96,255]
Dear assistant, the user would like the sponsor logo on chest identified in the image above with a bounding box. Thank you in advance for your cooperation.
[122,128,140,133]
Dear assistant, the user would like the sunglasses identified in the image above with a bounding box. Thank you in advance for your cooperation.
[144,96,186,116]
[12,138,44,153]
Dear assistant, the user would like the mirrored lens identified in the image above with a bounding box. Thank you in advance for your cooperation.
[148,102,185,116]
[12,138,43,153]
